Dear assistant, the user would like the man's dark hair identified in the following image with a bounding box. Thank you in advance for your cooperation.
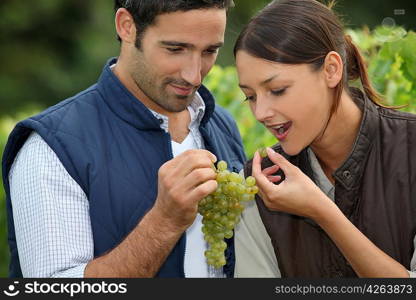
[114,0,234,48]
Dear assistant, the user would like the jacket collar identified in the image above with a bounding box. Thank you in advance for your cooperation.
[333,88,379,190]
[96,57,216,131]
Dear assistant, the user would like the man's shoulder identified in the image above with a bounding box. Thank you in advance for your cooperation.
[13,83,103,149]
[32,84,101,122]
[213,104,234,120]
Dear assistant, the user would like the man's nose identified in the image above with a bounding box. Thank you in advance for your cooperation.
[180,55,202,87]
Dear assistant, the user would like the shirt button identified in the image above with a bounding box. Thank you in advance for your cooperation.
[158,118,164,124]
[343,170,351,179]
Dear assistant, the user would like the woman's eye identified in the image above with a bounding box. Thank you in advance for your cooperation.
[244,95,256,102]
[271,88,287,96]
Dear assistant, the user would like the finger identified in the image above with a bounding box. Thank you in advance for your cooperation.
[262,165,280,176]
[199,149,217,164]
[183,167,218,190]
[252,151,275,194]
[188,179,218,202]
[174,150,217,177]
[266,147,294,176]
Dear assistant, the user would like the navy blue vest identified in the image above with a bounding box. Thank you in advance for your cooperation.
[2,58,246,277]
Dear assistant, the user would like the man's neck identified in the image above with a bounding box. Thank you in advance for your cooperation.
[168,110,191,143]
[112,58,192,143]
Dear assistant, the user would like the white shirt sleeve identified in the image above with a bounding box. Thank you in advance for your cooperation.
[9,132,93,278]
[234,200,281,278]
[234,170,280,278]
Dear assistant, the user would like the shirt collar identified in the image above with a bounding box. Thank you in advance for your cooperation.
[307,148,335,200]
[149,92,206,133]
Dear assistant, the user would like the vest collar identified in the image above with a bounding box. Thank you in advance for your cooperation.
[333,88,379,190]
[96,57,215,131]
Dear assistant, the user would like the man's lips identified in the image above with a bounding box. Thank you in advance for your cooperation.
[169,84,194,96]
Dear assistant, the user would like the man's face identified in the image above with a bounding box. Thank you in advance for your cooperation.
[127,8,226,113]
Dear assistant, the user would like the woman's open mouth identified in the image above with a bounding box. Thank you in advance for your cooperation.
[268,121,292,141]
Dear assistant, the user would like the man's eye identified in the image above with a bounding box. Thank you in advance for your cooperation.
[205,49,219,54]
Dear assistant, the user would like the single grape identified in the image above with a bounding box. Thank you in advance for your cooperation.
[248,186,259,194]
[258,147,268,158]
[217,160,227,171]
[245,176,256,187]
[216,171,228,183]
[224,230,233,239]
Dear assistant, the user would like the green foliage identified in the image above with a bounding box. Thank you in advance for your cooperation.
[0,1,119,115]
[0,117,15,277]
[347,26,416,112]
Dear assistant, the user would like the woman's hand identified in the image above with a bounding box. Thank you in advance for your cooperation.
[253,148,411,277]
[252,147,332,219]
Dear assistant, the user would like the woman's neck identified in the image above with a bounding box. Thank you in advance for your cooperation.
[310,91,363,182]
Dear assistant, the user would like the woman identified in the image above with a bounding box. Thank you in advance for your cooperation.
[233,0,416,277]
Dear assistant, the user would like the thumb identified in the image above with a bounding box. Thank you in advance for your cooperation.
[266,147,294,176]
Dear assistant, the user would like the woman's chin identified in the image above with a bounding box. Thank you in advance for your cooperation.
[279,143,302,156]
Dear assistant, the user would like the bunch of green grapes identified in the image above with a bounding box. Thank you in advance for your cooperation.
[198,160,258,268]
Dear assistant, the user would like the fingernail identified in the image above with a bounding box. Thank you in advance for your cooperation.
[266,147,275,155]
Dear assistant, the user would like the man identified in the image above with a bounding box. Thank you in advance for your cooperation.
[2,0,245,278]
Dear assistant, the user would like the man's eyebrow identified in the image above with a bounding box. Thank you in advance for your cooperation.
[208,42,224,48]
[159,41,224,49]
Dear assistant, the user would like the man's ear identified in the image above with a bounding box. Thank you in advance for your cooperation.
[323,51,343,88]
[115,8,136,44]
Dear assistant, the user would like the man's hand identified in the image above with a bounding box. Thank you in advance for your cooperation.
[85,149,219,277]
[153,149,218,230]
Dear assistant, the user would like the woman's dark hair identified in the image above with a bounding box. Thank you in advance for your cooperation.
[234,0,385,116]
[115,0,234,48]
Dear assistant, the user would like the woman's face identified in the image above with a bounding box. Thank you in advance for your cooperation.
[236,50,333,156]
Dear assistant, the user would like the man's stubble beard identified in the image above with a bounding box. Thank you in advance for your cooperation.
[130,53,196,113]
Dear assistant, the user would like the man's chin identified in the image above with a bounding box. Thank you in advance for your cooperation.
[164,99,192,113]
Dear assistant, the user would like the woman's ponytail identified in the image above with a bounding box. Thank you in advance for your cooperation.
[344,34,385,106]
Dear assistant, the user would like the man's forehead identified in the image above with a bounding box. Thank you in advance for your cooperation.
[145,9,226,46]
[150,8,226,32]
[158,40,224,49]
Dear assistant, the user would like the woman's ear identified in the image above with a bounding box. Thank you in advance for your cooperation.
[115,8,136,44]
[323,51,343,88]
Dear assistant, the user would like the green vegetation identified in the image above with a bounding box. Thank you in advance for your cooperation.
[0,26,415,276]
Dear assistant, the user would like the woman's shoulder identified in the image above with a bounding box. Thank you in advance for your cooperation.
[377,106,416,122]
